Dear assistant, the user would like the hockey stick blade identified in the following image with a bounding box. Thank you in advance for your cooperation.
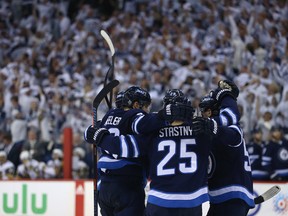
[254,185,281,204]
[92,80,119,125]
[100,30,115,56]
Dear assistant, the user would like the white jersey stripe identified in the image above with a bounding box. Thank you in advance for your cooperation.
[132,114,145,134]
[148,187,208,200]
[128,135,139,157]
[209,185,254,200]
[220,108,237,125]
[120,135,128,157]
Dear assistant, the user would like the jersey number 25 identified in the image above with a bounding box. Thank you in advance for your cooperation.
[157,139,197,176]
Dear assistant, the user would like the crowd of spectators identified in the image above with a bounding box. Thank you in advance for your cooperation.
[0,0,288,180]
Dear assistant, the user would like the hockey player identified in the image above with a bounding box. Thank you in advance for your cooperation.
[246,128,268,180]
[262,126,288,181]
[86,95,211,216]
[115,90,125,108]
[16,151,40,179]
[199,80,255,216]
[46,148,63,178]
[130,89,191,135]
[72,147,89,179]
[85,86,152,216]
[86,94,244,216]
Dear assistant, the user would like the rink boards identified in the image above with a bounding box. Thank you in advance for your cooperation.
[0,180,287,216]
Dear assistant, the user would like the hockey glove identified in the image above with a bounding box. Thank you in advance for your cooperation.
[191,117,218,137]
[158,104,194,122]
[210,80,239,102]
[84,125,110,145]
[218,80,239,98]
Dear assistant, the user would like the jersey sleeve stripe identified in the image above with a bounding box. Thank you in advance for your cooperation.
[128,135,139,157]
[220,115,228,126]
[132,114,145,134]
[220,108,237,126]
[227,125,243,147]
[262,156,271,162]
[120,135,128,157]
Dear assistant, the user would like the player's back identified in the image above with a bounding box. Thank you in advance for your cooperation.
[98,108,145,181]
[94,86,152,216]
[100,108,126,134]
[207,125,255,208]
[146,122,212,208]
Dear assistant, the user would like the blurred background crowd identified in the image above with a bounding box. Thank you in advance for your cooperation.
[0,0,287,180]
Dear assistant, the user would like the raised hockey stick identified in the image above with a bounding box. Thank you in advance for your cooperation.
[254,185,281,204]
[92,79,119,215]
[93,80,119,125]
[100,30,115,109]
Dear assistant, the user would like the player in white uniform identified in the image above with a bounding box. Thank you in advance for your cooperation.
[0,151,15,180]
[16,151,40,179]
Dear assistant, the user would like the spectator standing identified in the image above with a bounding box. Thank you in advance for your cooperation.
[2,132,23,169]
[256,110,275,142]
[0,93,6,131]
[58,10,71,36]
[22,127,47,162]
[10,109,27,144]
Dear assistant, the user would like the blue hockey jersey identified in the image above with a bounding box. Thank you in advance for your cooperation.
[208,96,255,208]
[262,139,288,180]
[246,140,268,180]
[97,122,242,208]
[207,124,255,208]
[98,108,167,180]
[98,108,145,179]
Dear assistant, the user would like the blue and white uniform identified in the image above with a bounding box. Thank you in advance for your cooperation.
[97,108,147,216]
[98,108,144,178]
[246,139,267,180]
[98,122,242,216]
[262,138,288,180]
[97,107,167,216]
[207,96,255,216]
[207,124,255,207]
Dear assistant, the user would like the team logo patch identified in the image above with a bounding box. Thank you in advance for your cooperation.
[277,148,288,162]
[207,153,216,178]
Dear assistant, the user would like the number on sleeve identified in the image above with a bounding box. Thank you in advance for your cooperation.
[243,140,252,172]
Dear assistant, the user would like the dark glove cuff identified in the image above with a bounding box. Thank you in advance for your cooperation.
[94,128,110,145]
[215,89,236,101]
[209,118,218,136]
